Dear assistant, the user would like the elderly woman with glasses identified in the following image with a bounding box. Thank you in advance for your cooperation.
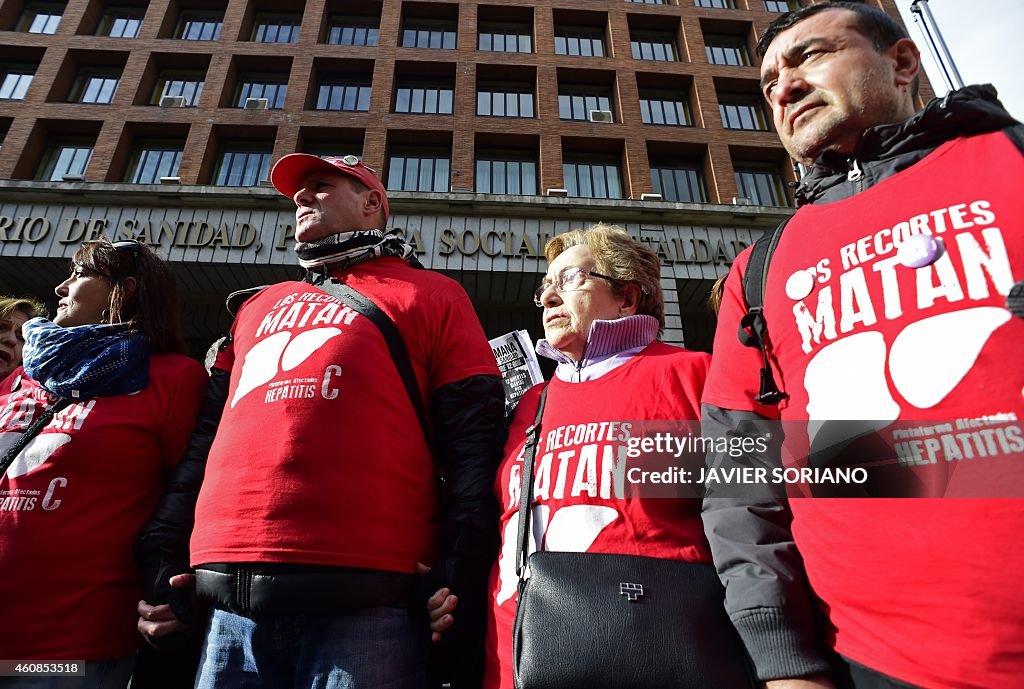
[426,223,739,689]
[0,239,206,688]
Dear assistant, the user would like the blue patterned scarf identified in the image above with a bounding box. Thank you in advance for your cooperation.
[21,318,150,399]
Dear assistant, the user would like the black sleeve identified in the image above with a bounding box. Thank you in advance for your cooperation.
[135,365,230,626]
[701,403,834,682]
[418,373,506,689]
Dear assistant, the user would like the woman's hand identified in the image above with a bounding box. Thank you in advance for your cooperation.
[416,562,458,642]
[137,573,195,644]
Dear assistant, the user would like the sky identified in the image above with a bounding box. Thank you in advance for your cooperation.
[893,0,1024,119]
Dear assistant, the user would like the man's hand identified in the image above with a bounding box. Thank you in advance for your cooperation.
[764,676,836,689]
[416,562,458,642]
[137,573,195,644]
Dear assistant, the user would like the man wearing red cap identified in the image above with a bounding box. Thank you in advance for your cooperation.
[136,154,504,689]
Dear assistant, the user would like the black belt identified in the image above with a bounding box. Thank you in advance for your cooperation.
[194,563,416,618]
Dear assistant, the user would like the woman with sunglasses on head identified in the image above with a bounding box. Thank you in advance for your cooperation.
[428,223,753,688]
[0,239,206,688]
[0,296,46,382]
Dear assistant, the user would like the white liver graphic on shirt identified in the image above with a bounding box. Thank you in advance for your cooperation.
[496,504,617,605]
[231,328,342,407]
[804,307,1010,419]
[888,308,1011,408]
[0,431,72,479]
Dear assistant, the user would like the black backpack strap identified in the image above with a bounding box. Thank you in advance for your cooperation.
[737,217,792,406]
[226,286,269,318]
[1,397,74,477]
[311,276,432,451]
[515,384,549,578]
[1002,122,1024,156]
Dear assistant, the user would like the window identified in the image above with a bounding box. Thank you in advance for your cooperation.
[735,165,788,206]
[19,3,63,33]
[765,1,800,12]
[236,76,287,109]
[555,28,605,57]
[394,83,453,114]
[719,95,768,130]
[695,0,733,8]
[705,36,750,66]
[639,90,691,126]
[327,15,379,46]
[477,85,534,118]
[72,69,120,104]
[153,71,204,106]
[0,67,34,100]
[631,32,678,61]
[127,142,183,183]
[401,20,456,49]
[316,81,371,111]
[476,154,537,195]
[252,14,301,43]
[177,11,222,40]
[97,7,143,37]
[558,88,612,121]
[38,142,92,181]
[215,146,272,186]
[387,153,450,192]
[626,0,668,4]
[651,163,706,202]
[563,157,622,199]
[478,22,531,53]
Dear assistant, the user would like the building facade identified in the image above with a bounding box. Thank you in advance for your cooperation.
[0,0,927,353]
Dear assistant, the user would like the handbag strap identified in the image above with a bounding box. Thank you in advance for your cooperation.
[515,384,549,578]
[0,397,73,477]
[311,276,432,450]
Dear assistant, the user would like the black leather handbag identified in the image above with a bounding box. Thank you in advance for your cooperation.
[512,387,757,689]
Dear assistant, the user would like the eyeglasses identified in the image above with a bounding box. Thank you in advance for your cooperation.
[533,266,623,307]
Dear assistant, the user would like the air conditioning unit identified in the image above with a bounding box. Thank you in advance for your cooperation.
[159,95,187,108]
[243,97,269,110]
[546,188,568,197]
[588,109,614,124]
[159,176,181,185]
[640,193,663,201]
[61,174,84,182]
[732,196,754,205]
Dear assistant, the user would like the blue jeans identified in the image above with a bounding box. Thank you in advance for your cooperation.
[193,605,428,689]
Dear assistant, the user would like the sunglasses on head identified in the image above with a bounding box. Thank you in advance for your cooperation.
[111,239,140,255]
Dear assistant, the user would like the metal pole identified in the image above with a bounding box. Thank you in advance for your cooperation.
[910,0,965,90]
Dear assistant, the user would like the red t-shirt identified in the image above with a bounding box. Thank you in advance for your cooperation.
[484,342,712,689]
[0,355,206,660]
[703,131,1024,688]
[191,258,500,573]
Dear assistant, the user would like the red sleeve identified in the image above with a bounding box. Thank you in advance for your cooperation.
[158,357,209,467]
[701,250,782,419]
[428,292,501,389]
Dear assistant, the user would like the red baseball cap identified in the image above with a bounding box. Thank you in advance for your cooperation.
[270,154,389,220]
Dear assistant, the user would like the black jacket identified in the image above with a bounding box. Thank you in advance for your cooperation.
[701,85,1020,682]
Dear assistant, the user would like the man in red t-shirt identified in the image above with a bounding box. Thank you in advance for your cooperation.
[136,155,504,689]
[702,3,1024,689]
